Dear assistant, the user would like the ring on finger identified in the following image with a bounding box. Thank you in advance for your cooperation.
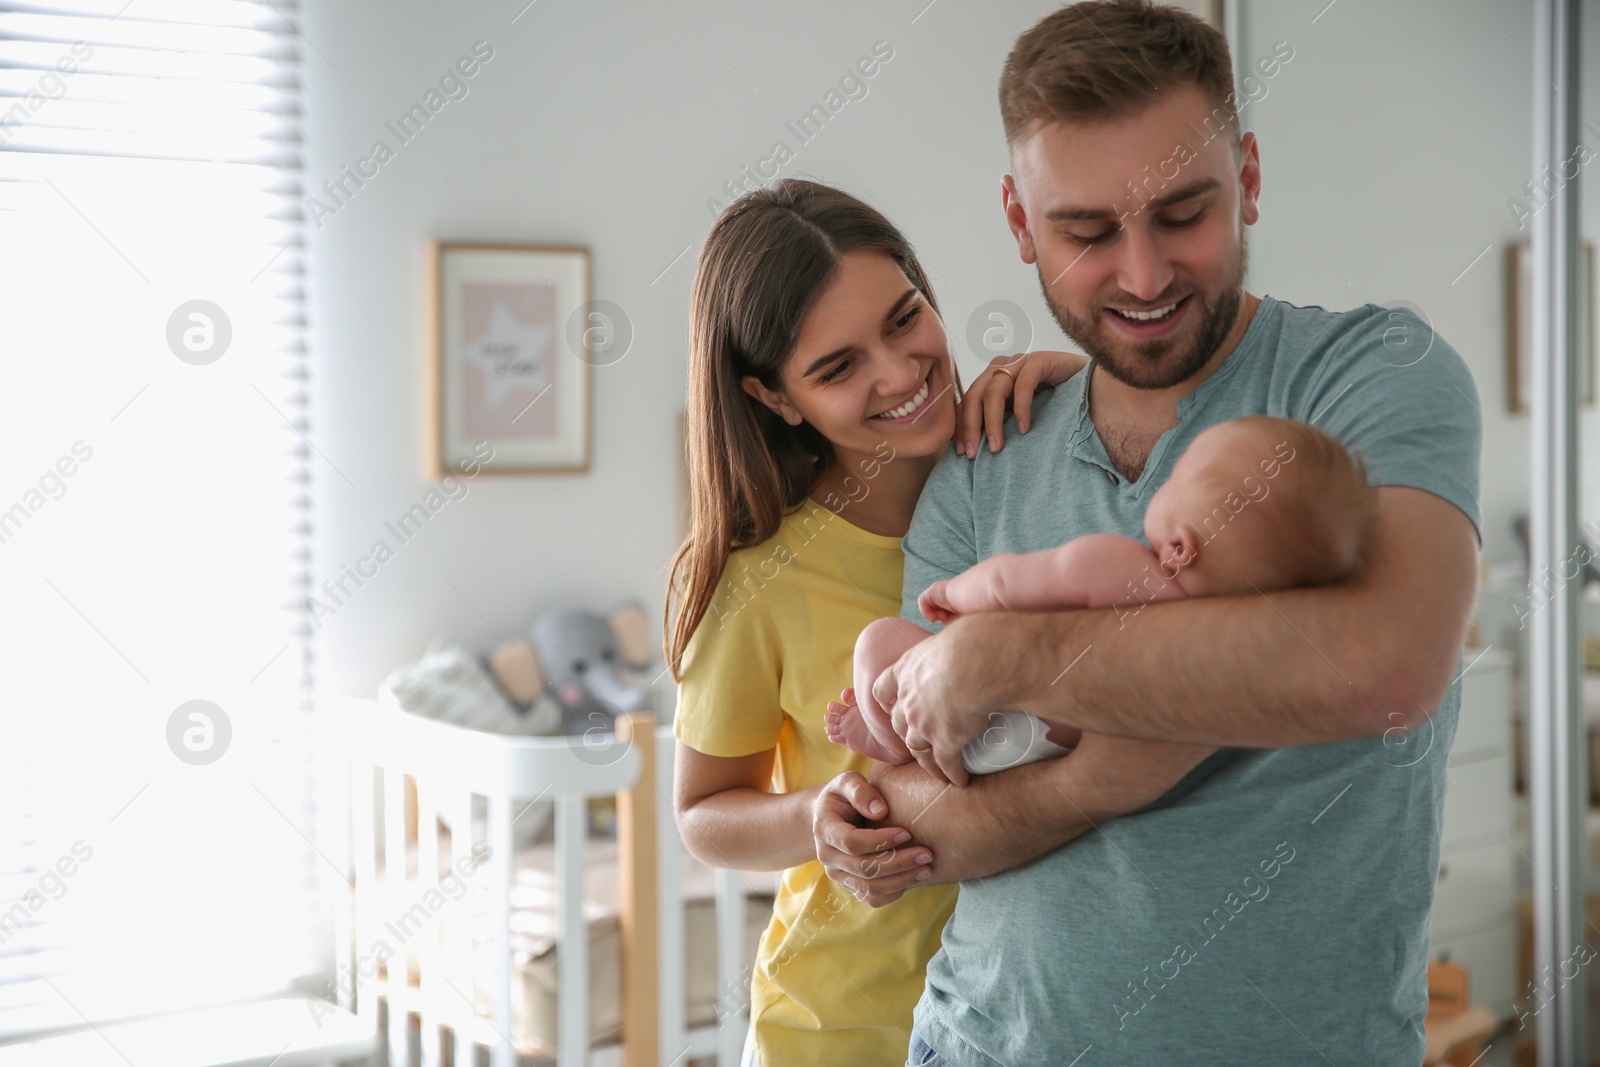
[992,366,1016,381]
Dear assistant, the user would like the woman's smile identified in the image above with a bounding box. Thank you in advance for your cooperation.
[870,372,934,424]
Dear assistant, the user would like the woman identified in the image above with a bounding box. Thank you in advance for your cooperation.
[663,178,1083,1066]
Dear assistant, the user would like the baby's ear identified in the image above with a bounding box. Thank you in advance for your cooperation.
[1164,527,1200,570]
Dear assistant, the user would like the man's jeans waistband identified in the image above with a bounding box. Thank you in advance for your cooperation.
[907,1030,950,1067]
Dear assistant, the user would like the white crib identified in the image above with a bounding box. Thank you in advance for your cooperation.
[331,696,770,1067]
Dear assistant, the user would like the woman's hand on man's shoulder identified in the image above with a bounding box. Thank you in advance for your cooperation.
[955,350,1088,459]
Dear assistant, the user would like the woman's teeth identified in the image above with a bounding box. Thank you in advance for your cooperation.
[873,378,930,420]
[1111,300,1181,322]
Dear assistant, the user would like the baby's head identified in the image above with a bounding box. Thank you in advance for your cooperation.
[1143,416,1377,596]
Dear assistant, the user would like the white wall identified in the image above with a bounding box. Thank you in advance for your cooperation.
[303,0,1540,695]
[302,0,1079,693]
[1235,0,1546,564]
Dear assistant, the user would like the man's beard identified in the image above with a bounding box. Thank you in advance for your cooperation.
[1039,232,1249,391]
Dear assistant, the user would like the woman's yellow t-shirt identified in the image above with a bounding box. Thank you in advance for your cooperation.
[674,500,958,1067]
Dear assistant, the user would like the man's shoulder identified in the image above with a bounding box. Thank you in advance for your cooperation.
[958,376,1084,474]
[1261,296,1452,369]
[1248,296,1483,540]
[1240,296,1475,428]
[1019,372,1083,431]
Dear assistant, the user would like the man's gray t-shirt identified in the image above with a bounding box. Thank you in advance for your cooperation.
[900,296,1483,1067]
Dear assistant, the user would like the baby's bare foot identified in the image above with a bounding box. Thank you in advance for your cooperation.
[825,700,913,764]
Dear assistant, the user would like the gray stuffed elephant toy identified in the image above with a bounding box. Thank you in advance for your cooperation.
[488,600,654,736]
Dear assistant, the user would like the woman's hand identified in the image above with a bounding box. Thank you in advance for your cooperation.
[955,350,1090,458]
[810,770,934,907]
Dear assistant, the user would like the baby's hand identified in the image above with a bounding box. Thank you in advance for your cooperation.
[918,581,960,624]
[954,349,1089,458]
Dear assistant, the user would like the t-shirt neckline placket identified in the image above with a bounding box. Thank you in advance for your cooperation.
[1069,371,1170,499]
[1071,297,1276,497]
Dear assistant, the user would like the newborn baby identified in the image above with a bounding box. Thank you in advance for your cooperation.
[825,414,1380,773]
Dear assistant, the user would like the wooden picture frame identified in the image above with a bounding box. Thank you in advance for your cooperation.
[424,241,592,475]
[1507,240,1597,415]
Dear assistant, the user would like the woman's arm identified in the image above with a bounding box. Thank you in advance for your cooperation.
[674,744,815,870]
[674,743,937,905]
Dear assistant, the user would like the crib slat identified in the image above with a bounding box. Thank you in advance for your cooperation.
[353,760,380,1036]
[452,791,477,1067]
[487,792,515,1067]
[653,726,685,1067]
[555,795,588,1067]
[416,778,442,1067]
[714,867,748,1067]
[384,769,410,1067]
[335,757,356,1017]
[616,715,659,1067]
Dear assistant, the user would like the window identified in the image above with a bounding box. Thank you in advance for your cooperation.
[0,0,318,1037]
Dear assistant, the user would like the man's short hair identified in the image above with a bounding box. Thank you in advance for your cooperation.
[999,1,1239,154]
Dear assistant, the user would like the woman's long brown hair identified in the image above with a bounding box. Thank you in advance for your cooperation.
[663,179,945,681]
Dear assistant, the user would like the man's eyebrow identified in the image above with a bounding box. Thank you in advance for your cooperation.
[1043,177,1220,222]
[800,287,920,378]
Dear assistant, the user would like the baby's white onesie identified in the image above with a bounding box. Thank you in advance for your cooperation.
[961,709,1072,775]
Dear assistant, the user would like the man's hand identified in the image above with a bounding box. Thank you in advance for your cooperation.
[809,770,934,907]
[874,612,1033,787]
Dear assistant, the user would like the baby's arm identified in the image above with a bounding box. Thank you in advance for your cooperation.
[919,533,1189,621]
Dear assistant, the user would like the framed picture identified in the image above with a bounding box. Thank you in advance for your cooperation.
[424,241,591,475]
[1507,240,1596,415]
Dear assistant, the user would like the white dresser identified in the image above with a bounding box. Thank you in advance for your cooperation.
[1429,646,1518,1016]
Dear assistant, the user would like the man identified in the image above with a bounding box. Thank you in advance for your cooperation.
[814,2,1482,1064]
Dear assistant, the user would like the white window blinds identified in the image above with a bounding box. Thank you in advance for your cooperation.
[0,0,319,1039]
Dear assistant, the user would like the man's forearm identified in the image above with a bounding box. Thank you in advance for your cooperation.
[989,488,1478,747]
[1003,580,1429,747]
[881,490,1475,789]
[998,598,1350,748]
[868,757,1097,883]
[865,728,1212,883]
